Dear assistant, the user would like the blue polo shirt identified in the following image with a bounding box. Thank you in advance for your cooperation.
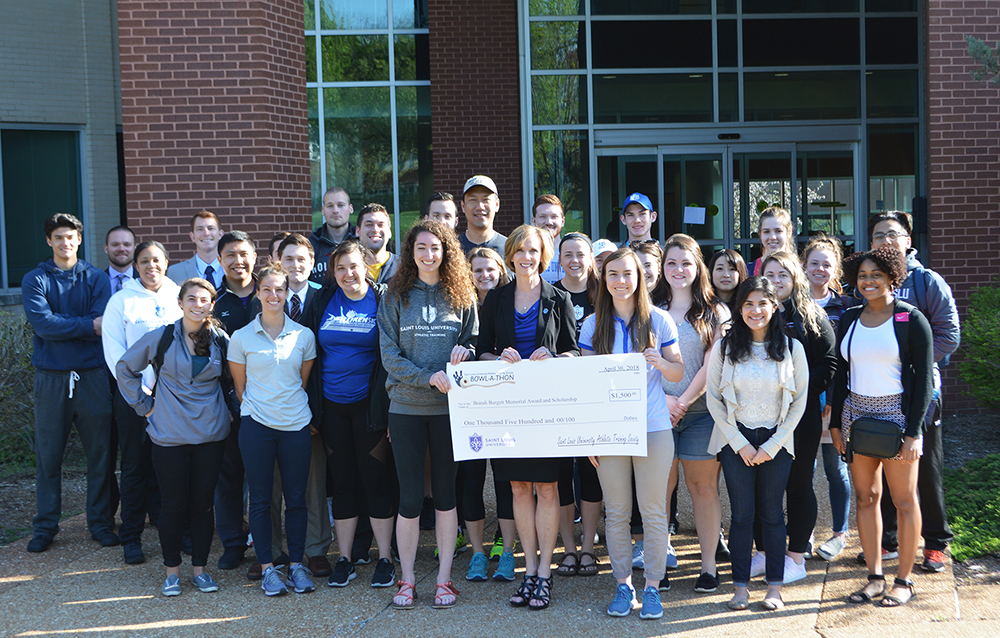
[579,306,678,433]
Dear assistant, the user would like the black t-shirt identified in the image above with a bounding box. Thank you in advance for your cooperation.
[553,280,593,340]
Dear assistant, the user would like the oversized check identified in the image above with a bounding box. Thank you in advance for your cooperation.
[446,353,647,461]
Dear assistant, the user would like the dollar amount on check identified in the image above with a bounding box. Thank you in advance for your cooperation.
[446,353,648,461]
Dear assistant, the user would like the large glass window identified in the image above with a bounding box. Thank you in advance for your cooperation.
[307,0,429,250]
[1,129,83,289]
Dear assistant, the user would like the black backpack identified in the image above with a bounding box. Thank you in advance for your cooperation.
[151,324,232,395]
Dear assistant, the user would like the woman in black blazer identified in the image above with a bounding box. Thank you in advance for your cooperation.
[477,225,579,610]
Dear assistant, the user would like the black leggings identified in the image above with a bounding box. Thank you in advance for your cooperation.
[389,413,456,518]
[558,458,603,507]
[321,398,397,520]
[459,459,514,522]
[151,440,224,568]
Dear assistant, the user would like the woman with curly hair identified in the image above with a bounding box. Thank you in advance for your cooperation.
[378,220,478,610]
[830,245,932,608]
[758,251,837,583]
[651,234,731,593]
[478,225,580,610]
[706,277,808,611]
[801,235,853,561]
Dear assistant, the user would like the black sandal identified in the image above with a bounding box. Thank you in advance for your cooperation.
[880,577,916,607]
[510,574,537,607]
[848,574,886,603]
[528,576,552,610]
[577,551,599,577]
[556,552,578,577]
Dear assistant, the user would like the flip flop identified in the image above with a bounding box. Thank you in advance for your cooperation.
[392,580,417,610]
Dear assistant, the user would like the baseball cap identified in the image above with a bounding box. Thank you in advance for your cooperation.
[463,175,498,196]
[622,192,653,213]
[592,238,616,257]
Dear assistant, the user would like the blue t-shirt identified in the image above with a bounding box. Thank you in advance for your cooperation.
[319,288,378,403]
[514,300,540,359]
[578,306,679,432]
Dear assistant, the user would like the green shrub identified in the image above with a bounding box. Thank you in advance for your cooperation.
[943,454,1000,562]
[958,278,1000,409]
[0,311,35,472]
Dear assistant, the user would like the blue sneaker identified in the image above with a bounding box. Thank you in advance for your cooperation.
[191,572,219,593]
[466,552,488,581]
[665,541,678,571]
[286,563,315,594]
[261,566,288,597]
[493,549,516,581]
[639,586,663,619]
[607,583,639,617]
[632,540,645,569]
[161,574,181,597]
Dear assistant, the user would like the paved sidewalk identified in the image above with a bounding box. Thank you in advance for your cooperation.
[2,471,998,637]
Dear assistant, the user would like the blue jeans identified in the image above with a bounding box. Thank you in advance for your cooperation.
[238,416,311,565]
[720,424,793,586]
[821,442,851,534]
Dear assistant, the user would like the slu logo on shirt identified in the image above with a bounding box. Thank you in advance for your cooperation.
[320,309,376,334]
[422,305,436,324]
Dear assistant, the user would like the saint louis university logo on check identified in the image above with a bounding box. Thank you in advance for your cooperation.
[469,433,483,452]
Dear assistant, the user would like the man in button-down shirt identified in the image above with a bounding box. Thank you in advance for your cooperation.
[166,210,224,288]
[104,226,137,291]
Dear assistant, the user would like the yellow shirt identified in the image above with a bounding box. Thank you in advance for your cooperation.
[368,252,391,282]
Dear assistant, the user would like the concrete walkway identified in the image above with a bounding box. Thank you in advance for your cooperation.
[2,469,998,637]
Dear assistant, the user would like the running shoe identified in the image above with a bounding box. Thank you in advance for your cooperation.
[631,540,645,569]
[493,550,516,581]
[371,558,395,588]
[639,586,663,620]
[665,541,678,570]
[191,572,219,593]
[161,574,181,597]
[922,549,947,573]
[327,557,356,587]
[466,552,489,581]
[261,566,288,597]
[694,572,719,593]
[286,563,316,593]
[607,583,639,617]
[816,535,847,561]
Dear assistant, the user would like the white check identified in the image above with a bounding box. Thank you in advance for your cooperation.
[446,353,648,461]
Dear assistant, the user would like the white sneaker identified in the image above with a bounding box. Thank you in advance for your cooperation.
[782,555,808,584]
[816,535,847,561]
[749,551,766,578]
[631,541,645,569]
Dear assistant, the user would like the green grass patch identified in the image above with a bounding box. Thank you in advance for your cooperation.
[943,453,1000,562]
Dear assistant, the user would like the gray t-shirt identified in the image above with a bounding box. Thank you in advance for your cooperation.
[459,231,508,258]
[660,305,729,414]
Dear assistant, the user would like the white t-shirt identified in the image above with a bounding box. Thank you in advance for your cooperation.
[841,316,904,396]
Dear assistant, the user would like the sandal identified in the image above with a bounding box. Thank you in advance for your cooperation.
[528,576,552,610]
[577,551,599,577]
[432,581,460,609]
[510,574,538,607]
[880,577,915,607]
[848,574,886,604]
[556,552,579,577]
[392,580,417,610]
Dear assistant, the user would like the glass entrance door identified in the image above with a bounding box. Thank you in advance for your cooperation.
[594,143,860,257]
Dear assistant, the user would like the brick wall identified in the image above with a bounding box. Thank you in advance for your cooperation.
[927,1,1000,413]
[428,0,523,234]
[117,0,311,260]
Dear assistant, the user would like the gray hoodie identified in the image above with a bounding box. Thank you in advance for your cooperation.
[377,279,478,415]
[116,319,231,446]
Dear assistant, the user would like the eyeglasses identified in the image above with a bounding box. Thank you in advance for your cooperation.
[872,231,909,241]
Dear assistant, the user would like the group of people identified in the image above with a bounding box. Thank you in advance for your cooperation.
[21,173,959,617]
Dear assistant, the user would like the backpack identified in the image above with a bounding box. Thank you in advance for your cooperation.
[151,324,232,396]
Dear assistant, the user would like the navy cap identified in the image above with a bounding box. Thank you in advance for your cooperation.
[622,192,653,212]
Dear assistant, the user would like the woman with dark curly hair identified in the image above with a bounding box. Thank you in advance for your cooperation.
[378,220,478,610]
[830,245,933,608]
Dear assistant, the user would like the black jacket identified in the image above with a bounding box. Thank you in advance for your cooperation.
[212,277,258,336]
[782,299,838,439]
[476,279,580,359]
[302,282,390,432]
[829,299,934,439]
